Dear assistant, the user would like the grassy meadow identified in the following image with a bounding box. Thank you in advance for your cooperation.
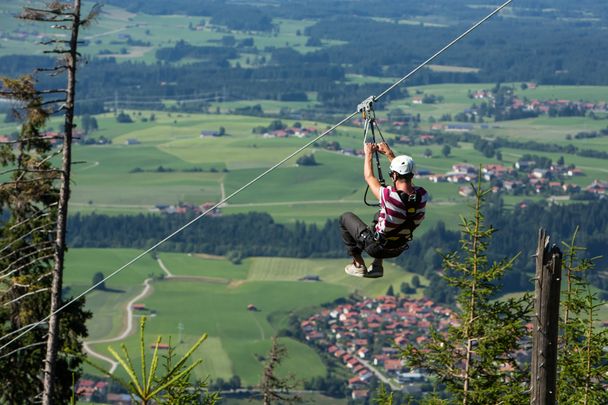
[67,248,429,385]
[0,2,338,64]
[64,102,608,230]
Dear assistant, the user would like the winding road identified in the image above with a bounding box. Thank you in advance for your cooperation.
[83,277,154,374]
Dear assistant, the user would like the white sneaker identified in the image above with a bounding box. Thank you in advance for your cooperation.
[345,263,365,277]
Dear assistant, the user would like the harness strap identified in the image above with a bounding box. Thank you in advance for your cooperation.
[382,188,422,239]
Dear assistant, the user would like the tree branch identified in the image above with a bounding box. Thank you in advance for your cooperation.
[0,242,54,263]
[0,341,46,359]
[41,99,67,106]
[8,209,53,230]
[3,288,49,306]
[0,167,63,176]
[0,177,60,187]
[1,247,55,273]
[0,254,54,280]
[0,225,54,256]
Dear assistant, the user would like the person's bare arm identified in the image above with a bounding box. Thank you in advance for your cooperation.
[377,142,395,162]
[364,143,382,199]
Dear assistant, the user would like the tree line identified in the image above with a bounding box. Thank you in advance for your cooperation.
[65,198,608,302]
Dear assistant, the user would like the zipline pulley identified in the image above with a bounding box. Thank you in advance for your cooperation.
[359,96,387,207]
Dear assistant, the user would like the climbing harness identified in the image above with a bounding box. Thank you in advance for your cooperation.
[0,0,514,354]
[358,96,388,207]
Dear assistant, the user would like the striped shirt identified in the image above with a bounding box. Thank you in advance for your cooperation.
[375,186,428,239]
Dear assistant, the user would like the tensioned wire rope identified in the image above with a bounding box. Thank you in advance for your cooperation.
[0,0,514,354]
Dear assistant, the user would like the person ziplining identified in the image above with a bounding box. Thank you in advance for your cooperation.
[0,0,513,355]
[340,140,427,278]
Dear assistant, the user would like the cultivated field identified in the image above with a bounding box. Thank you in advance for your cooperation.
[61,91,608,230]
[66,248,429,385]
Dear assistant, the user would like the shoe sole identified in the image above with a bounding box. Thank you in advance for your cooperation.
[344,266,364,277]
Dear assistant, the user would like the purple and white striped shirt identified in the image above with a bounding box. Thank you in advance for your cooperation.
[375,185,428,238]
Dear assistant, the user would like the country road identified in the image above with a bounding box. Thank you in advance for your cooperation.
[83,278,154,374]
[357,357,402,391]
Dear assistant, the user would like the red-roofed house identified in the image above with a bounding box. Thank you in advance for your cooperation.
[352,389,369,400]
[384,359,403,371]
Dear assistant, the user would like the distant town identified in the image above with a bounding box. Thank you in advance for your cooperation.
[300,294,533,400]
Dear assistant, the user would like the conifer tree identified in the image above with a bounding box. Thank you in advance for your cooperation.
[0,1,100,402]
[402,182,529,404]
[557,229,608,404]
[0,76,89,404]
[259,337,301,405]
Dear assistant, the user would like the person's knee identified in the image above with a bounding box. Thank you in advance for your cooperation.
[340,212,355,225]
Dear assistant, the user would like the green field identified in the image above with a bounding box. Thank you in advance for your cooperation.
[0,2,338,64]
[65,110,473,227]
[67,248,429,385]
[57,95,607,231]
[65,249,164,339]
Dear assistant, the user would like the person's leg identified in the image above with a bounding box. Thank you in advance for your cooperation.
[340,212,370,268]
[365,257,383,278]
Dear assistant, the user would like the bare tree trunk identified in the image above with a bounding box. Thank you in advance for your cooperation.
[42,1,81,403]
[530,228,562,405]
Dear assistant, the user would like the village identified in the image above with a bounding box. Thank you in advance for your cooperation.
[300,294,537,400]
[428,160,607,199]
[300,295,455,399]
[466,86,608,122]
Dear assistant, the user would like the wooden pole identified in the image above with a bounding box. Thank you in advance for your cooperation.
[530,228,562,405]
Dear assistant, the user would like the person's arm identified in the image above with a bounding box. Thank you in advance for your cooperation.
[377,142,395,162]
[364,143,382,199]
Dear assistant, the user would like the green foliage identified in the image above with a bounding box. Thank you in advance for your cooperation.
[411,275,421,289]
[402,181,530,404]
[90,317,217,404]
[374,384,393,405]
[296,154,318,166]
[157,339,221,405]
[441,144,451,158]
[557,229,608,404]
[0,74,90,403]
[116,111,133,123]
[259,337,301,404]
[92,271,106,290]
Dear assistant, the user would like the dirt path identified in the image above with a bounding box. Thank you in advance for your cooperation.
[83,278,154,374]
[157,258,173,277]
[84,258,237,372]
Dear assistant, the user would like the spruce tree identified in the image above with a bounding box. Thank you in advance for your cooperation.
[259,337,301,405]
[557,229,608,404]
[0,75,90,404]
[0,1,100,401]
[402,182,529,404]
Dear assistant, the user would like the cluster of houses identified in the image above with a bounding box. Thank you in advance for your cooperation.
[301,296,456,398]
[262,126,318,138]
[470,87,608,117]
[428,161,600,198]
[75,379,110,403]
[153,201,220,215]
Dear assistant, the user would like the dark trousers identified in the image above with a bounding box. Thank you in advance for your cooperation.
[339,212,408,259]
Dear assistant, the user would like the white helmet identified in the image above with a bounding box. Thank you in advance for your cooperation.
[390,155,415,175]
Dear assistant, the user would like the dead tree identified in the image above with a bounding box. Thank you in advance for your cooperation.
[260,337,301,405]
[530,228,562,405]
[15,2,100,403]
